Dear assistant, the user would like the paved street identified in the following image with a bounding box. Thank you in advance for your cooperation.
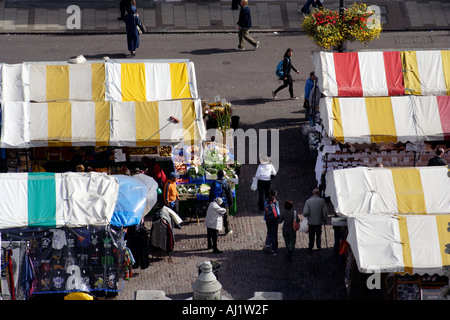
[0,0,449,33]
[0,0,449,303]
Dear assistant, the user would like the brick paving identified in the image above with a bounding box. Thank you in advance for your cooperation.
[114,105,347,300]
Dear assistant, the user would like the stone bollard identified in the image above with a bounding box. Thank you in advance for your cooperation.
[193,261,222,300]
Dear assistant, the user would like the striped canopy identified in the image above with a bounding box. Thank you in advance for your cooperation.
[347,214,450,275]
[0,172,119,229]
[319,95,450,144]
[313,50,450,97]
[325,166,450,217]
[0,99,206,147]
[0,60,198,103]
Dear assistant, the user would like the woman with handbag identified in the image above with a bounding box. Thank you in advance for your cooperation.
[254,156,277,213]
[278,200,300,260]
[124,6,141,56]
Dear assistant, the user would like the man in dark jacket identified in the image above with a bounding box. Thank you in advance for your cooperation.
[427,148,447,166]
[303,188,328,253]
[209,170,234,235]
[235,0,259,51]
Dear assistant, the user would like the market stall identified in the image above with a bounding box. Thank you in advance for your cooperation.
[0,58,204,299]
[324,166,450,300]
[312,50,450,97]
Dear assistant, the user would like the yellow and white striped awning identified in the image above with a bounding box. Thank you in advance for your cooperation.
[0,60,198,103]
[110,99,205,147]
[0,100,206,147]
[105,61,197,101]
[347,214,450,275]
[319,95,450,144]
[325,166,450,217]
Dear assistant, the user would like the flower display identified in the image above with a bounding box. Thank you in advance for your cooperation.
[302,2,382,50]
[204,102,234,131]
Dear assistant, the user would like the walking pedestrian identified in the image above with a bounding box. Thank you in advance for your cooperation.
[124,5,141,56]
[427,148,447,166]
[235,0,259,51]
[278,200,300,260]
[209,170,234,235]
[118,0,134,20]
[300,0,323,15]
[263,192,280,255]
[254,156,277,213]
[205,198,227,254]
[303,188,328,253]
[272,48,300,100]
[163,172,179,213]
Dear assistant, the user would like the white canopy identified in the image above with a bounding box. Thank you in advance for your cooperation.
[347,214,450,275]
[319,95,450,144]
[0,60,198,103]
[0,99,206,147]
[325,166,450,217]
[312,50,450,97]
[0,172,119,229]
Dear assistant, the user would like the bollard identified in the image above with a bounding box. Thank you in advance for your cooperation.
[192,261,222,300]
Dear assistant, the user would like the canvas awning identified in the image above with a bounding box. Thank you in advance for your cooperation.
[313,50,450,97]
[325,166,450,217]
[319,95,450,144]
[0,172,119,229]
[0,60,198,102]
[346,214,450,275]
[0,99,206,147]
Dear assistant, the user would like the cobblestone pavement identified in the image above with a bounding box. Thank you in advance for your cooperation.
[113,104,347,301]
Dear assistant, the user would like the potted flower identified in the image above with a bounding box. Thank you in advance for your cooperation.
[302,2,382,51]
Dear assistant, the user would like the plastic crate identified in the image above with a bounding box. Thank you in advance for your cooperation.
[189,176,205,184]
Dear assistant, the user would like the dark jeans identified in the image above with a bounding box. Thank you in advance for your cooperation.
[223,206,231,234]
[257,179,271,211]
[265,220,278,252]
[302,0,323,14]
[274,74,294,98]
[308,225,322,250]
[207,228,219,250]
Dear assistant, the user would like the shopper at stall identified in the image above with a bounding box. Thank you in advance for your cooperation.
[272,48,300,100]
[254,156,277,213]
[205,198,227,254]
[278,200,300,260]
[263,191,280,255]
[303,188,328,253]
[427,148,447,166]
[163,172,179,213]
[303,71,317,120]
[209,170,234,235]
[141,156,167,189]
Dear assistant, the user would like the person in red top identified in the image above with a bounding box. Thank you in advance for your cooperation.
[141,156,167,188]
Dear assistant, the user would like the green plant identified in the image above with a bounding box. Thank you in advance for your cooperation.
[301,2,382,50]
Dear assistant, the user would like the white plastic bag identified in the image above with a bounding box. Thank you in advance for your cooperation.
[299,217,309,233]
[250,177,258,191]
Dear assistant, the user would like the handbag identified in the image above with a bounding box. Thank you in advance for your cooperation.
[250,177,257,191]
[136,15,146,34]
[299,217,308,233]
[292,210,300,232]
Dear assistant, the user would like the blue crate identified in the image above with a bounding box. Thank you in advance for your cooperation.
[197,193,210,201]
[189,176,205,184]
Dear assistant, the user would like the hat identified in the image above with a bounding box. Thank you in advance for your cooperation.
[215,197,223,205]
[259,156,271,164]
[169,172,178,179]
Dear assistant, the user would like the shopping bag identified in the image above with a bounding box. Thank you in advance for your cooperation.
[293,211,300,232]
[250,177,257,191]
[299,217,308,233]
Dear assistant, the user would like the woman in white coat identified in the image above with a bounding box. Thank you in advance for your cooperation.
[205,198,226,253]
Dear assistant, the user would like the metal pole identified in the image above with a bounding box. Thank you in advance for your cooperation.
[338,0,344,52]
